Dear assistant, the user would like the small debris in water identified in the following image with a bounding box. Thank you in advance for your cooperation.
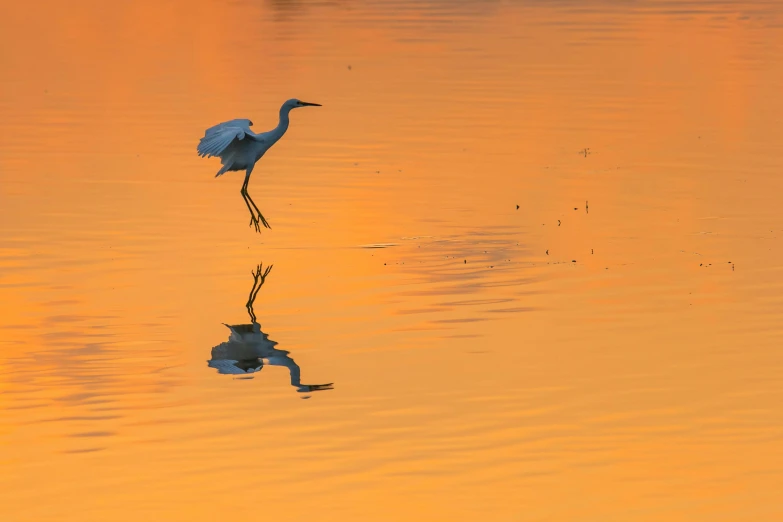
[572,260,576,263]
[546,250,549,255]
[464,260,467,264]
[591,249,594,254]
[347,65,352,70]
[586,200,589,214]
[558,220,561,226]
[516,205,519,210]
[574,207,578,210]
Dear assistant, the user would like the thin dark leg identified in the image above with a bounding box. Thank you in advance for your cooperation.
[246,191,271,229]
[241,186,262,233]
[242,171,271,231]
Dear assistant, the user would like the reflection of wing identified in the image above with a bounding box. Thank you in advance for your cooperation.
[208,359,249,375]
[224,323,257,334]
[208,263,333,393]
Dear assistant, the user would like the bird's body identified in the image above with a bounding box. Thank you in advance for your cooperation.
[197,99,320,232]
[199,115,287,176]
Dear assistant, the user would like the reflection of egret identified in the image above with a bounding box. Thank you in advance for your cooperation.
[208,263,333,395]
[197,99,321,233]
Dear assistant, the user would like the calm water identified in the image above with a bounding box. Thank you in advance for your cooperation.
[2,1,783,520]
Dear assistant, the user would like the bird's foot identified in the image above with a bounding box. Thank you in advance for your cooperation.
[258,212,271,229]
[246,207,270,233]
[249,215,263,233]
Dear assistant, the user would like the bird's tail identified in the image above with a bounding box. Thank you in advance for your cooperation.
[215,164,230,177]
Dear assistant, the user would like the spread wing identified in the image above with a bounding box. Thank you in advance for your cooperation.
[197,118,255,158]
[207,359,252,375]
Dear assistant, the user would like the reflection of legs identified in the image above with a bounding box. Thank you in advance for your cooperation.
[246,264,273,323]
[241,169,270,231]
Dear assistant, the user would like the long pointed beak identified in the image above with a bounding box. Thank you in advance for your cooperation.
[299,101,321,107]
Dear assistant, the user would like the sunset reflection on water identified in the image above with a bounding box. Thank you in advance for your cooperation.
[1,1,782,520]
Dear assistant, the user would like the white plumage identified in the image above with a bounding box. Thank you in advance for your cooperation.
[198,119,253,162]
[197,99,321,232]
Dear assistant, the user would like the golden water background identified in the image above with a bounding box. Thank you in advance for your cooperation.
[1,1,782,520]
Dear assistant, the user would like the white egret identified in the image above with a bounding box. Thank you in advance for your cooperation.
[197,99,321,232]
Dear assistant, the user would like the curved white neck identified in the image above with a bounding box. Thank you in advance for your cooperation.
[272,105,292,140]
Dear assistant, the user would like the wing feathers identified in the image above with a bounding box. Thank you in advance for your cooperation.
[197,127,245,158]
[197,118,255,158]
[205,119,252,135]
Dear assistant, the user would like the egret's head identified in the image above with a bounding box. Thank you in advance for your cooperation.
[284,98,321,110]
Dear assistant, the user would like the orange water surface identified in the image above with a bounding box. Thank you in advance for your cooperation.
[1,1,782,520]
